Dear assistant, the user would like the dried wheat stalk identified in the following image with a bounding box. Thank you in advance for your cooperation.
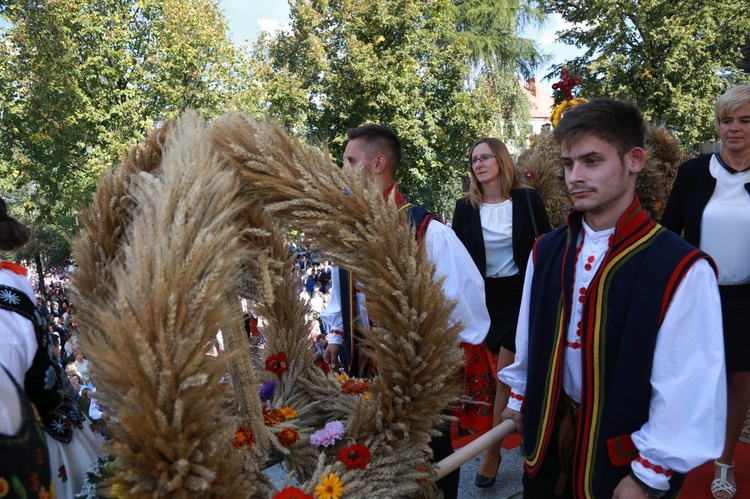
[73,112,270,497]
[211,113,465,496]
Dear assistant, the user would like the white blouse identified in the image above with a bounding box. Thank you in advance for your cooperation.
[700,155,750,285]
[480,200,519,278]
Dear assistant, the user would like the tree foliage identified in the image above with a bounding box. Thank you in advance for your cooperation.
[0,0,243,226]
[250,0,545,212]
[451,0,546,156]
[544,0,750,144]
[453,0,547,79]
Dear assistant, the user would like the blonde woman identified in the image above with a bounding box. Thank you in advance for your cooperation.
[452,137,550,488]
[662,85,750,499]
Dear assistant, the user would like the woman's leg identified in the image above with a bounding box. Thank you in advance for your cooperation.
[477,346,515,479]
[713,370,750,498]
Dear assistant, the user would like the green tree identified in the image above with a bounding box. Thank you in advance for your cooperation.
[451,0,548,151]
[544,0,750,144]
[0,0,243,227]
[249,0,516,212]
[453,0,547,79]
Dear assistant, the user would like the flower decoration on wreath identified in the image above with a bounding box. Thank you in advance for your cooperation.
[549,67,587,128]
[550,97,588,128]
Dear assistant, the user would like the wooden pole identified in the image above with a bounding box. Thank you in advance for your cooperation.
[432,419,518,481]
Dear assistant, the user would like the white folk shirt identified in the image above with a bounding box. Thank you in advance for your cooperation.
[0,267,36,435]
[499,220,726,491]
[322,220,490,346]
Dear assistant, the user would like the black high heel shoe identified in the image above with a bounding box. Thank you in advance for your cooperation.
[474,454,502,488]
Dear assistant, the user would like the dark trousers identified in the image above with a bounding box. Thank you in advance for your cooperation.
[523,394,579,499]
[430,419,459,499]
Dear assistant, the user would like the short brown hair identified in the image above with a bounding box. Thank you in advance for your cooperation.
[346,124,402,167]
[553,98,645,158]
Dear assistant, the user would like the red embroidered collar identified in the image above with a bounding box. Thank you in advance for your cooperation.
[0,261,28,276]
[382,182,409,209]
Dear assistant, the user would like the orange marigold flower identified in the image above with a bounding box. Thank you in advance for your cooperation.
[264,408,286,426]
[278,428,300,448]
[340,379,370,394]
[280,407,298,419]
[231,425,254,449]
[416,466,428,484]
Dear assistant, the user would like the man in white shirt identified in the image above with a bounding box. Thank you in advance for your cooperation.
[321,124,490,498]
[499,98,726,498]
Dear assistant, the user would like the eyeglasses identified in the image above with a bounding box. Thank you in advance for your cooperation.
[470,154,496,166]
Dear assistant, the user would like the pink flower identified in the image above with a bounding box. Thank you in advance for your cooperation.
[310,420,345,447]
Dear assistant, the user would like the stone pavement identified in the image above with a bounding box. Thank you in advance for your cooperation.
[265,447,525,498]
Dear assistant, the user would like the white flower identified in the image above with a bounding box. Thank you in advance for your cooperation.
[0,289,20,305]
[44,366,57,390]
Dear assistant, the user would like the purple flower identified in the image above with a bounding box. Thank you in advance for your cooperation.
[310,420,346,447]
[260,381,277,403]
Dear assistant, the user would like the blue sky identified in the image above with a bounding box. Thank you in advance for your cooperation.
[227,1,584,94]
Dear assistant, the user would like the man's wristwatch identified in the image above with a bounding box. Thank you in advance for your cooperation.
[629,470,666,498]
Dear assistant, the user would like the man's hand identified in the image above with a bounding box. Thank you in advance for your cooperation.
[612,474,651,499]
[500,407,524,437]
[323,343,343,371]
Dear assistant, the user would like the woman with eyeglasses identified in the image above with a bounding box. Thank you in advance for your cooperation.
[451,137,551,489]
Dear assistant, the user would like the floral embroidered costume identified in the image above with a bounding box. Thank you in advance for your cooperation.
[0,365,54,499]
[0,263,103,497]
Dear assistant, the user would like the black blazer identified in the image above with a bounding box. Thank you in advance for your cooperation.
[452,188,551,277]
[661,154,750,247]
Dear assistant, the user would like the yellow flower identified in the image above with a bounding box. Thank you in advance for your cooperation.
[314,473,344,499]
[550,97,588,128]
[334,373,348,383]
[111,483,125,498]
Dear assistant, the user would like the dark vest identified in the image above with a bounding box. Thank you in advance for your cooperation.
[523,200,713,497]
[341,204,437,377]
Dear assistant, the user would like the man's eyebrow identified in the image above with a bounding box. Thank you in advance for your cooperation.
[561,150,603,161]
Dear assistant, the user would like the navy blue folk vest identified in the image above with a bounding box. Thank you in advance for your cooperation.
[523,199,714,497]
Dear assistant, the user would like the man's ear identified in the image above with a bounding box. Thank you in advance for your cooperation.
[372,154,387,174]
[627,147,646,174]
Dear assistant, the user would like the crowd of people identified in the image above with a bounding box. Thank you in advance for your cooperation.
[1,85,748,499]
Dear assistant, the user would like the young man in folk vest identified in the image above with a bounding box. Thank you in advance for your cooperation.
[500,99,727,498]
[321,124,490,498]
